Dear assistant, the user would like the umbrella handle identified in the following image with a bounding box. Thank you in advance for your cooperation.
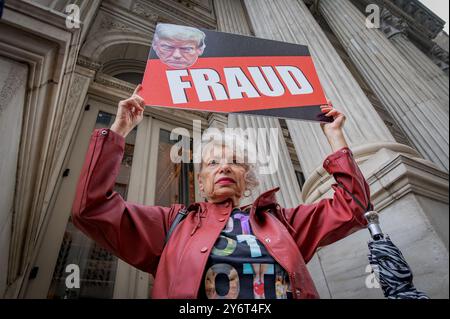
[364,211,384,240]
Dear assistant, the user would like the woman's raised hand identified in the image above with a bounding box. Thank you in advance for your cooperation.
[320,100,349,152]
[110,84,145,137]
[320,100,346,134]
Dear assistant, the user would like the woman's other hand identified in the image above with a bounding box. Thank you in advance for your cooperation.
[110,84,145,137]
[320,100,349,152]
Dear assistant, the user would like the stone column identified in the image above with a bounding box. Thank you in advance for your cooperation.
[380,9,449,112]
[318,0,449,172]
[241,0,449,299]
[215,0,253,36]
[214,0,302,208]
[242,0,414,178]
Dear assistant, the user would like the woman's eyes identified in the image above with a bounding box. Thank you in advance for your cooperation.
[207,159,244,166]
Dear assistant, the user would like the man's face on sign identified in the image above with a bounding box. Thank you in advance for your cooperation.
[153,37,204,69]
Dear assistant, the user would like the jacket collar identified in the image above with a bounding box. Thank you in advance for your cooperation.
[240,187,280,217]
[252,187,280,208]
[193,187,281,215]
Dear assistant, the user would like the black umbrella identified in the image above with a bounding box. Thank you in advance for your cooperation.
[364,211,429,299]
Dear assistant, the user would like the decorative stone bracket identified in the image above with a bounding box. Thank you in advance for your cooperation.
[430,44,450,74]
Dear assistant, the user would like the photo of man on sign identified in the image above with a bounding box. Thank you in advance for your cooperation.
[152,24,206,69]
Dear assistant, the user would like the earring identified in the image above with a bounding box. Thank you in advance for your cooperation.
[244,189,252,198]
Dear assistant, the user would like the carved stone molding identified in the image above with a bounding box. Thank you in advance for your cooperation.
[99,15,134,33]
[431,44,449,63]
[132,2,159,23]
[0,61,27,117]
[95,73,135,94]
[77,55,102,71]
[134,0,216,29]
[354,0,445,44]
[380,8,408,39]
[430,44,450,73]
[54,73,90,158]
[391,0,444,38]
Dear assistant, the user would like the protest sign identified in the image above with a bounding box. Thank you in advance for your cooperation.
[141,23,329,122]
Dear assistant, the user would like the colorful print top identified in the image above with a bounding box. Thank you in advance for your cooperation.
[199,209,292,299]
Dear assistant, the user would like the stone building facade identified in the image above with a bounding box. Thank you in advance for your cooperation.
[0,0,448,299]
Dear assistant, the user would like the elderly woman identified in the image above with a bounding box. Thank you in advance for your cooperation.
[72,84,371,299]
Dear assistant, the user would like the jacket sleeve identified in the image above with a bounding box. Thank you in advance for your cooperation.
[71,128,179,275]
[282,147,371,263]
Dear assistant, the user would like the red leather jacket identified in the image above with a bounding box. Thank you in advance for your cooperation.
[72,128,370,299]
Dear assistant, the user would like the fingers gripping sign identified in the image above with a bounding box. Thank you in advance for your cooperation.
[320,99,347,133]
[319,99,349,152]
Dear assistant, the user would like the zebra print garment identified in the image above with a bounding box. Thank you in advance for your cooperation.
[368,236,429,299]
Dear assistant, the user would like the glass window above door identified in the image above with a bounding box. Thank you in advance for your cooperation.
[154,128,195,207]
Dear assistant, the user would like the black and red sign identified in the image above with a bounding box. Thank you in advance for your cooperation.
[141,23,329,122]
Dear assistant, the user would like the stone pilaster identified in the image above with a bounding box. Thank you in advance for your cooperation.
[318,0,449,172]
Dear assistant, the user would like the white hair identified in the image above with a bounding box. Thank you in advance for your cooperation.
[154,23,206,50]
[196,129,260,194]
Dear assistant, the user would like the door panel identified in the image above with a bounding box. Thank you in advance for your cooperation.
[24,102,124,298]
[0,57,28,297]
[47,110,137,299]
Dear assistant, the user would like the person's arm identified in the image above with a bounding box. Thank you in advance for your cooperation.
[320,100,348,152]
[71,85,181,275]
[281,101,371,263]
